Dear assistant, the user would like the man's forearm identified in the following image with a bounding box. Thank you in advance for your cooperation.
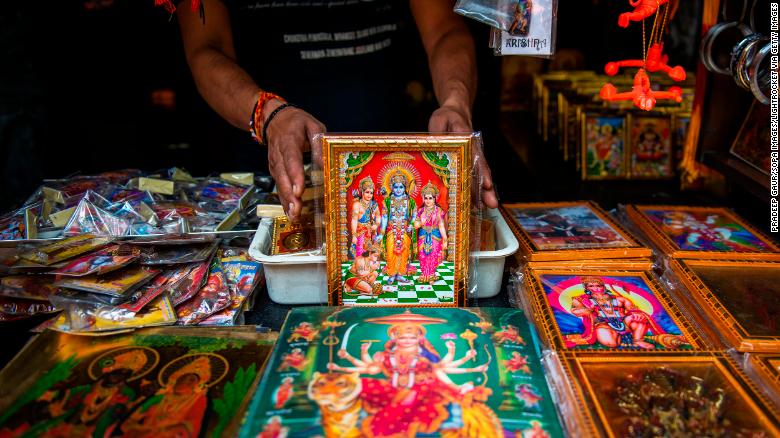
[187,47,260,130]
[411,0,477,116]
[427,27,477,115]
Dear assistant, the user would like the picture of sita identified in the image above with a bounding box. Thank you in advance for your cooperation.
[538,274,692,350]
[414,182,448,285]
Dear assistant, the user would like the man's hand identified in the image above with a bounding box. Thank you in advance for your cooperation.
[428,103,498,209]
[264,100,326,221]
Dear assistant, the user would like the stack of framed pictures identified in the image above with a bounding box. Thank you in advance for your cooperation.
[624,204,780,408]
[532,70,694,181]
[518,259,780,435]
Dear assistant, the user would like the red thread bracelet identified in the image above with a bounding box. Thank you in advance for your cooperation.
[249,91,285,144]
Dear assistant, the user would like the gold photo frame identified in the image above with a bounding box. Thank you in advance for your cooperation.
[270,215,318,255]
[558,353,780,437]
[501,201,651,261]
[322,134,472,307]
[525,266,706,352]
[626,205,780,260]
[669,259,780,352]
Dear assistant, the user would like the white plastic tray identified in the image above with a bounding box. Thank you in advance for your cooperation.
[249,209,519,304]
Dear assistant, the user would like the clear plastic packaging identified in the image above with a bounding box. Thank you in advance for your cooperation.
[63,196,132,237]
[167,260,211,306]
[455,0,558,57]
[0,275,59,301]
[50,244,140,276]
[138,241,218,265]
[0,296,58,316]
[175,258,231,325]
[47,294,176,334]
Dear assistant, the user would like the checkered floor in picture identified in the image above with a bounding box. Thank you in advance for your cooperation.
[341,261,455,305]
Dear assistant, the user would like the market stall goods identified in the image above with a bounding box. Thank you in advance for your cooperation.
[239,306,564,438]
[322,135,473,307]
[0,327,275,438]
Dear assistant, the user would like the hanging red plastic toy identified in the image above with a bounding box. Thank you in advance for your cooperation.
[618,0,670,28]
[604,42,686,81]
[600,68,682,111]
[601,0,683,111]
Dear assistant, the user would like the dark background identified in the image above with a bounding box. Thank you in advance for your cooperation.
[0,0,766,227]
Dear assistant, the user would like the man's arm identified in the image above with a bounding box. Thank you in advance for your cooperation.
[178,0,324,221]
[410,0,498,208]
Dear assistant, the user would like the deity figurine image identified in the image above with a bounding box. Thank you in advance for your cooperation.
[591,123,623,176]
[508,0,532,36]
[287,322,320,343]
[379,171,417,285]
[566,277,672,349]
[278,348,308,372]
[326,311,498,437]
[343,244,382,296]
[350,176,381,260]
[121,353,228,437]
[414,182,448,284]
[273,377,295,410]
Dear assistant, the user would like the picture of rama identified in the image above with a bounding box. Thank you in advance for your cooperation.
[379,171,418,285]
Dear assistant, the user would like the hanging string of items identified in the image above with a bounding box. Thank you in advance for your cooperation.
[600,0,685,111]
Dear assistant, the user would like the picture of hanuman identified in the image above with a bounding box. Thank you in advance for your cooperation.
[566,276,673,349]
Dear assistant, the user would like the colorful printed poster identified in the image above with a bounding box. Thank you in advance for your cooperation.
[239,307,564,438]
[0,327,275,438]
[630,115,674,178]
[583,115,627,179]
[532,271,699,351]
[323,135,473,307]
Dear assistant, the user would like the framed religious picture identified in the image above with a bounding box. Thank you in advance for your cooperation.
[628,113,675,179]
[669,259,780,352]
[0,327,276,438]
[322,135,472,307]
[581,112,628,180]
[558,354,780,437]
[239,306,565,438]
[730,101,771,176]
[501,201,651,261]
[524,267,705,352]
[626,205,780,260]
